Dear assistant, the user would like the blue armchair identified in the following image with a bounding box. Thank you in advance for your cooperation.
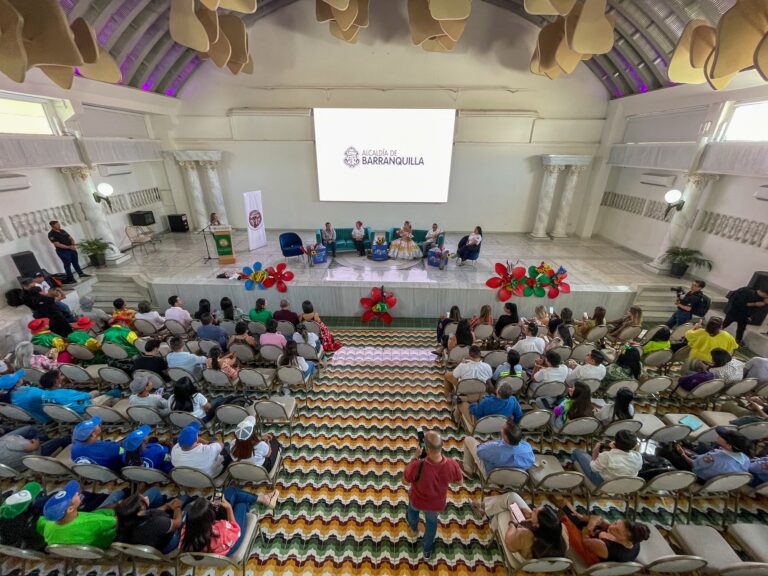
[457,235,481,266]
[279,232,304,260]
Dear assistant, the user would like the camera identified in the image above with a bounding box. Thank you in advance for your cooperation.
[670,286,685,298]
[416,429,427,459]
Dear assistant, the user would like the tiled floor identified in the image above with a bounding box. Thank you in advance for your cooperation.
[116,229,666,291]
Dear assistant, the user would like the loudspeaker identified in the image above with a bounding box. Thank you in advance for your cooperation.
[168,213,189,232]
[748,271,768,325]
[11,251,41,278]
[129,210,155,226]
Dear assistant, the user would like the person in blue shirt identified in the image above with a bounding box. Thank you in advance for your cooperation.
[0,371,48,423]
[462,422,535,477]
[492,350,523,383]
[455,381,522,428]
[749,456,768,487]
[195,313,228,351]
[121,425,173,473]
[166,337,207,377]
[71,416,124,472]
[664,427,751,482]
[38,369,121,415]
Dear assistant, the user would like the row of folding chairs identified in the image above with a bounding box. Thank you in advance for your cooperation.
[135,316,321,340]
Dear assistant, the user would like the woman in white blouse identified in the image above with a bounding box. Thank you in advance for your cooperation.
[456,226,482,265]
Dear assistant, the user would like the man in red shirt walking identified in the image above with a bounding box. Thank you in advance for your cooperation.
[403,430,463,559]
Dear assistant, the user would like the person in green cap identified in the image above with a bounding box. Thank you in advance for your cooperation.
[66,316,106,364]
[101,316,139,357]
[0,482,47,551]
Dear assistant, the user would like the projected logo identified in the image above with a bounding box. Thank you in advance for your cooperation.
[343,147,360,168]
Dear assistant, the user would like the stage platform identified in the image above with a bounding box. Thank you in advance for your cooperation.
[101,229,680,320]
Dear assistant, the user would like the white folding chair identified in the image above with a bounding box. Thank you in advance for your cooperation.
[22,368,45,384]
[670,323,694,342]
[170,466,223,492]
[230,342,258,364]
[276,321,295,337]
[203,368,238,392]
[277,365,312,392]
[168,367,198,382]
[126,405,167,427]
[529,380,566,400]
[603,379,639,398]
[519,409,552,448]
[445,345,469,367]
[555,416,601,451]
[474,324,493,342]
[85,401,130,427]
[198,339,220,355]
[636,376,673,400]
[239,368,276,395]
[549,346,573,362]
[110,542,176,576]
[259,344,284,366]
[71,463,122,488]
[634,470,697,527]
[66,344,95,364]
[102,342,129,361]
[215,404,252,432]
[121,466,171,490]
[254,397,297,438]
[227,456,283,488]
[482,350,507,369]
[297,342,326,369]
[519,351,541,370]
[499,324,521,342]
[455,378,487,403]
[248,321,267,335]
[636,523,707,574]
[644,349,674,370]
[495,375,524,395]
[611,325,643,344]
[602,419,643,438]
[168,411,206,430]
[721,378,759,400]
[98,366,131,388]
[0,402,37,424]
[528,454,585,504]
[165,319,192,337]
[133,369,166,389]
[674,378,725,406]
[482,467,530,495]
[671,524,768,575]
[577,473,645,516]
[220,320,238,336]
[583,325,608,344]
[687,472,752,526]
[570,344,596,364]
[470,415,507,436]
[133,319,161,337]
[304,321,321,335]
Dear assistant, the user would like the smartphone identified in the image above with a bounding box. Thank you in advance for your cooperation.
[509,503,526,524]
[638,329,647,340]
[549,306,554,315]
[583,312,589,320]
[417,430,425,445]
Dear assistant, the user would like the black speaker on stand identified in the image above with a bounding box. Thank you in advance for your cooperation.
[168,214,189,232]
[11,251,41,278]
[129,211,156,226]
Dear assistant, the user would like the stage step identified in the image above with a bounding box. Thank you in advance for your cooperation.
[632,283,727,322]
[87,272,152,312]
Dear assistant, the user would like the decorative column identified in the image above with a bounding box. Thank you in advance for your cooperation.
[199,159,229,225]
[530,157,565,239]
[60,166,124,261]
[551,158,592,239]
[645,173,719,273]
[176,159,208,231]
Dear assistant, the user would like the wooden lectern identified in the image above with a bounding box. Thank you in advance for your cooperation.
[210,225,236,265]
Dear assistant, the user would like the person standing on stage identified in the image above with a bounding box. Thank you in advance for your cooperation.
[723,286,768,345]
[47,221,90,284]
[420,223,443,257]
[351,221,366,257]
[209,213,221,226]
[321,222,337,259]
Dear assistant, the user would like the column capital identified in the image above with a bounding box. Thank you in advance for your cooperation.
[544,164,566,174]
[60,166,93,180]
[177,160,197,170]
[684,173,719,187]
[568,165,588,175]
[173,150,222,163]
[198,160,219,168]
[542,154,592,167]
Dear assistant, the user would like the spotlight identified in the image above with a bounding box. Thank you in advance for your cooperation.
[96,182,114,197]
[664,189,685,218]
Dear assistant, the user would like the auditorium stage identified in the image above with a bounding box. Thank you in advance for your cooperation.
[106,230,669,319]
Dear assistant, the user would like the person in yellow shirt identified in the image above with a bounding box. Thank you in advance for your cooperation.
[684,317,738,371]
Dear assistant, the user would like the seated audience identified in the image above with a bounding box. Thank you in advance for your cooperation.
[0,369,25,405]
[121,424,172,473]
[547,381,594,428]
[0,481,47,551]
[128,373,170,416]
[102,316,140,357]
[207,346,240,381]
[745,356,768,388]
[278,341,316,383]
[14,340,60,372]
[531,350,569,385]
[446,318,474,353]
[708,347,745,384]
[133,339,169,379]
[228,321,258,350]
[685,317,738,366]
[180,486,277,557]
[193,298,217,323]
[115,491,183,554]
[457,381,523,426]
[603,347,643,383]
[749,455,768,486]
[0,425,70,471]
[165,295,193,329]
[553,497,650,564]
[566,350,607,385]
[443,345,493,400]
[273,299,300,326]
[196,312,228,350]
[168,377,225,423]
[19,280,72,337]
[462,422,535,477]
[66,317,105,363]
[170,422,227,478]
[531,305,550,328]
[471,493,566,560]
[299,300,341,352]
[675,359,714,392]
[493,349,523,382]
[260,319,287,349]
[595,387,635,425]
[607,306,643,339]
[641,327,671,356]
[112,298,137,325]
[27,318,67,355]
[293,323,322,352]
[575,306,606,340]
[657,427,751,482]
[572,431,642,486]
[494,302,520,337]
[135,300,165,330]
[547,307,574,338]
[40,369,119,415]
[71,416,124,471]
[248,297,272,324]
[232,415,281,470]
[435,306,462,353]
[470,304,494,331]
[220,297,245,322]
[166,337,206,378]
[79,295,111,330]
[511,323,545,355]
[6,370,48,423]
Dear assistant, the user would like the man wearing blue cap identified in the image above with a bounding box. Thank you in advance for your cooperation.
[121,424,173,472]
[71,417,124,472]
[36,480,118,548]
[0,370,27,404]
[170,422,228,478]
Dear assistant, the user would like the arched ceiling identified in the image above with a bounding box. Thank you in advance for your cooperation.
[57,0,738,98]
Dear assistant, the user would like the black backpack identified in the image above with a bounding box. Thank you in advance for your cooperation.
[691,293,711,317]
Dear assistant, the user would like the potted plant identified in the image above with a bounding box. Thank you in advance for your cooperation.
[660,247,713,278]
[79,238,110,268]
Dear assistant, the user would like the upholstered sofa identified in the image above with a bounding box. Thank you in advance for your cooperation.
[385,227,445,247]
[314,227,374,253]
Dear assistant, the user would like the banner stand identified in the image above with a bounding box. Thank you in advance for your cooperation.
[244,191,267,251]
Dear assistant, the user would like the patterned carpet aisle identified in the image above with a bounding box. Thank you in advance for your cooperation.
[255,329,506,575]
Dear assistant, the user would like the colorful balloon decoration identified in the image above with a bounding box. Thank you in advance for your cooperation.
[263,262,295,293]
[242,261,269,290]
[360,285,397,323]
[486,261,569,300]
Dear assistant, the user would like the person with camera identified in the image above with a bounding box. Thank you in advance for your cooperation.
[571,430,642,487]
[403,430,462,559]
[665,280,709,329]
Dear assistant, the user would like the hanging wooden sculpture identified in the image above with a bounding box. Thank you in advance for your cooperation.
[316,0,369,44]
[407,0,471,52]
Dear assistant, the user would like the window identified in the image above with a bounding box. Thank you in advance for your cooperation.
[0,95,55,135]
[723,101,768,142]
